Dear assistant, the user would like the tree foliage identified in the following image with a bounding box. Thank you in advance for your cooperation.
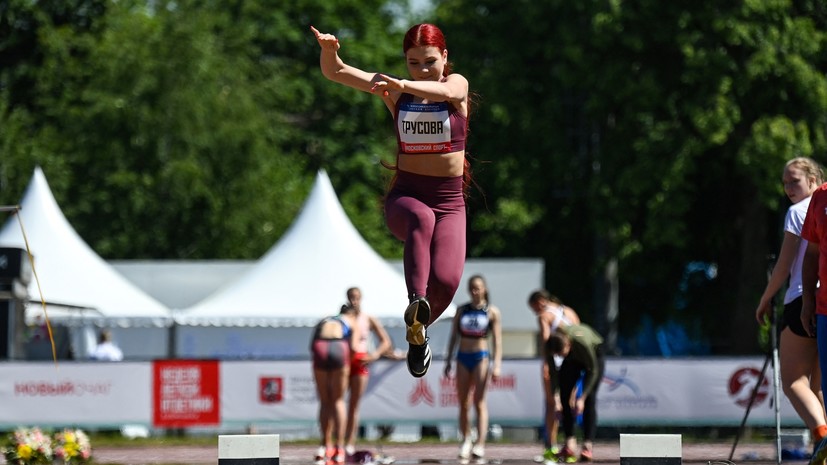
[0,0,407,259]
[2,0,826,353]
[436,0,827,353]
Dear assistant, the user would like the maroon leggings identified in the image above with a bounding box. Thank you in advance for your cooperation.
[384,171,466,324]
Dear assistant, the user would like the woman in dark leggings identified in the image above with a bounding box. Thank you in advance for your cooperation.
[546,324,605,463]
[312,23,471,378]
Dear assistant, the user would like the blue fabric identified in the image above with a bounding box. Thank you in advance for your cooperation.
[456,350,489,371]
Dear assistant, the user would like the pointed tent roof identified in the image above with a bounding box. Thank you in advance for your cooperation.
[0,167,171,327]
[176,170,438,327]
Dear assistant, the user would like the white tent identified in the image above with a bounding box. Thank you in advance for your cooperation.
[173,170,455,358]
[0,167,172,326]
[0,167,172,360]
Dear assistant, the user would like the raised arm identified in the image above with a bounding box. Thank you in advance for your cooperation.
[311,26,387,93]
[372,73,468,108]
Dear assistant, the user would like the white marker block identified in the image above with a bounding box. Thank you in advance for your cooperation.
[620,434,681,465]
[218,434,280,465]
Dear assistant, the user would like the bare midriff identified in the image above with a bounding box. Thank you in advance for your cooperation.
[398,150,465,177]
[459,335,488,353]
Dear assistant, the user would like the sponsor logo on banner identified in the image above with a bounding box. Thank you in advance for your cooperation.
[728,366,768,408]
[259,377,283,403]
[598,367,658,410]
[287,375,316,403]
[153,360,220,427]
[13,380,113,397]
[409,379,436,406]
[405,374,519,408]
[255,372,316,405]
[438,374,517,407]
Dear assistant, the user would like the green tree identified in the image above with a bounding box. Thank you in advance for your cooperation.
[0,0,409,260]
[437,0,827,353]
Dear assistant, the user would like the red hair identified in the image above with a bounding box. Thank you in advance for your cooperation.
[403,24,451,77]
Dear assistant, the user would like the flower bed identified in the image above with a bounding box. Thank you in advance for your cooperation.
[2,428,91,465]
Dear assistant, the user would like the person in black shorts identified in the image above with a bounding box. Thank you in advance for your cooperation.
[755,157,827,449]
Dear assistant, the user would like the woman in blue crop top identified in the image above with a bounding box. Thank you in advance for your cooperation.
[444,275,502,461]
[312,23,470,379]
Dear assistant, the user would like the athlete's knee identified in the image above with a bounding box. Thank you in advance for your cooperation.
[431,274,462,302]
[426,285,456,318]
[406,207,435,232]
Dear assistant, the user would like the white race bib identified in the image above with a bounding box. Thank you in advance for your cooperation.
[397,101,452,153]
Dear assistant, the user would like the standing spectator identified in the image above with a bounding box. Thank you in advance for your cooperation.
[528,290,580,460]
[311,306,361,465]
[545,324,604,463]
[343,287,393,457]
[756,157,827,451]
[88,330,123,361]
[444,275,502,461]
[312,23,471,377]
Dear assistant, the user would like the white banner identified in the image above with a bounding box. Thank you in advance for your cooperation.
[0,362,152,427]
[0,357,804,428]
[361,360,541,422]
[220,360,543,424]
[221,360,317,422]
[598,357,795,425]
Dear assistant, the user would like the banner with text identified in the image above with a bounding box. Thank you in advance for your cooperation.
[0,357,802,428]
[152,360,220,427]
[0,362,151,426]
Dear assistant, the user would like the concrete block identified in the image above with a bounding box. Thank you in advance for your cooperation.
[218,434,280,465]
[619,434,681,465]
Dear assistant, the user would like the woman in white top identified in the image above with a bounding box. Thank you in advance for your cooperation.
[342,287,392,457]
[528,290,580,460]
[755,157,827,446]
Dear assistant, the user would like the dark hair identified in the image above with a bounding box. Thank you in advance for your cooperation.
[468,274,490,302]
[528,289,564,306]
[546,331,568,355]
[99,330,113,343]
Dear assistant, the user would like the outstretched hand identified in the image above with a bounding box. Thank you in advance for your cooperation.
[310,25,339,51]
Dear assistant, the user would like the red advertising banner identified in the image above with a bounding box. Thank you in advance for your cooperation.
[152,360,220,427]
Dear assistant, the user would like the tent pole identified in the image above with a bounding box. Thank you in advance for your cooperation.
[167,323,177,359]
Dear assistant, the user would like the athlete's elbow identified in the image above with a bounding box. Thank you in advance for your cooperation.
[319,64,343,81]
[320,68,338,81]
